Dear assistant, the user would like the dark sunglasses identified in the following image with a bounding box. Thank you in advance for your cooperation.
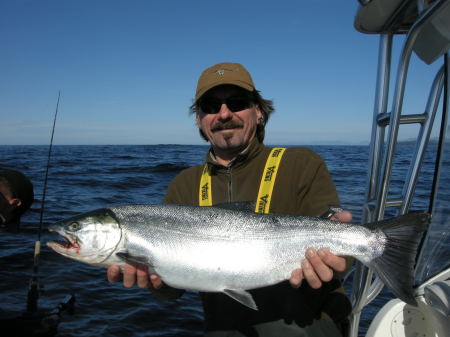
[199,96,254,114]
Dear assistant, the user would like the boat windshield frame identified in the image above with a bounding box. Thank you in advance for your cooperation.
[349,1,450,336]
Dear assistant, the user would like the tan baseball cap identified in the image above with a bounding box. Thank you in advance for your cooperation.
[195,62,255,101]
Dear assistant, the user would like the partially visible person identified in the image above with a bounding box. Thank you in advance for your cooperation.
[0,169,34,232]
[0,169,66,337]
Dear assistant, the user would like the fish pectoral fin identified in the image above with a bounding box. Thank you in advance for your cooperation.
[223,289,258,311]
[115,249,155,271]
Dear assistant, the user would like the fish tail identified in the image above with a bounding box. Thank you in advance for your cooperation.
[367,212,430,306]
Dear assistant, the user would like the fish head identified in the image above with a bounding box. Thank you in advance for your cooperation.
[47,208,122,265]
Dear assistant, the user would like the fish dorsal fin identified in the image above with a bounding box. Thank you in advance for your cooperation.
[223,289,258,310]
[213,202,255,213]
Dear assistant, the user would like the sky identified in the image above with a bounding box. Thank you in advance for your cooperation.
[0,0,444,145]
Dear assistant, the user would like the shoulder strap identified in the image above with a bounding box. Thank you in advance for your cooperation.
[198,147,286,210]
[199,164,212,206]
[255,148,286,213]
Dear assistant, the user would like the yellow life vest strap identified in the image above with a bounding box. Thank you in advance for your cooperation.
[255,147,286,213]
[199,164,212,206]
[199,147,286,212]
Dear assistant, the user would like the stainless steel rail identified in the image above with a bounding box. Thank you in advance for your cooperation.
[348,1,449,336]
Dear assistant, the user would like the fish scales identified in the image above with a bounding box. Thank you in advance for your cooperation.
[114,204,383,259]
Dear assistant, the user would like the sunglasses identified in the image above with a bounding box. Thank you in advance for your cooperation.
[199,96,254,114]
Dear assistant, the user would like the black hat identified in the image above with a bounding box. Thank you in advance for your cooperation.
[0,169,34,216]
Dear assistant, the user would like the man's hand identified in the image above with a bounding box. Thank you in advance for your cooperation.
[107,263,163,289]
[330,210,352,223]
[289,210,352,289]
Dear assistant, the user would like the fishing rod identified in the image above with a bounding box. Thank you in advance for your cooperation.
[26,91,61,313]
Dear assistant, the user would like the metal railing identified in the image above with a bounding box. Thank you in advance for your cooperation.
[348,1,449,336]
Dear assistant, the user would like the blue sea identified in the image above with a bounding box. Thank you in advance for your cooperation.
[0,144,446,337]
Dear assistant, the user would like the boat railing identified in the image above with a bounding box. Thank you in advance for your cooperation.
[348,0,450,336]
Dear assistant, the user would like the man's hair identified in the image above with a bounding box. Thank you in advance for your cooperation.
[189,89,275,143]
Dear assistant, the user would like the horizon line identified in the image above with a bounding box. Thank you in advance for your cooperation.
[0,142,380,147]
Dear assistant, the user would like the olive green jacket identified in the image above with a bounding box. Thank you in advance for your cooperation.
[161,138,352,334]
[164,138,340,216]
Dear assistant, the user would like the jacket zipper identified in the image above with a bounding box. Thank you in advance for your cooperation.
[227,166,232,202]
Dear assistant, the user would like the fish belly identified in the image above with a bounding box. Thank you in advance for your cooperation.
[151,237,295,291]
[149,230,375,292]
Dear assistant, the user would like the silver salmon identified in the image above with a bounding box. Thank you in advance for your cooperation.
[46,204,430,309]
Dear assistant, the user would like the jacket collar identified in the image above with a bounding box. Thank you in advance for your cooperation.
[205,137,265,170]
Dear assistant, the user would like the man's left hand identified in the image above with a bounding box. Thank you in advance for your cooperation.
[289,210,352,289]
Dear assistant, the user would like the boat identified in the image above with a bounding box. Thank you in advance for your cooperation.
[349,0,450,336]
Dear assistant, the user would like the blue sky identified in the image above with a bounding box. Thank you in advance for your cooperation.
[0,0,443,145]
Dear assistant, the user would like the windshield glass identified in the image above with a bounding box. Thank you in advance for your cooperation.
[415,111,450,284]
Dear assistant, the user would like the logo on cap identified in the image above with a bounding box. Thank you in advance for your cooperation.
[212,68,233,76]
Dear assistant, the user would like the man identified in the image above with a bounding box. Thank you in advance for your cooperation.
[108,62,353,336]
[0,169,34,232]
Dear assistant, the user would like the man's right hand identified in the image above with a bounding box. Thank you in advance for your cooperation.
[107,263,163,289]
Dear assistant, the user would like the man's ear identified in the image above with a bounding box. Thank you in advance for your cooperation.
[9,198,22,207]
[255,105,263,125]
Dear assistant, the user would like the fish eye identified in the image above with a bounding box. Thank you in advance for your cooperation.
[68,222,80,231]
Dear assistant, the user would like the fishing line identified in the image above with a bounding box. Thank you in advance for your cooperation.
[27,91,61,313]
[38,91,60,241]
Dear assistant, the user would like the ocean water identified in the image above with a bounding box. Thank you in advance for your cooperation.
[0,144,445,337]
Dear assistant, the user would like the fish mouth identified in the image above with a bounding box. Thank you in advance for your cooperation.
[47,228,80,251]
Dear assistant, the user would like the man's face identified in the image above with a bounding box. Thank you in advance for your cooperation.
[0,181,20,226]
[0,180,14,203]
[196,85,262,153]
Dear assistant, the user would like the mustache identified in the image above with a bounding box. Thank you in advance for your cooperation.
[211,121,243,132]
